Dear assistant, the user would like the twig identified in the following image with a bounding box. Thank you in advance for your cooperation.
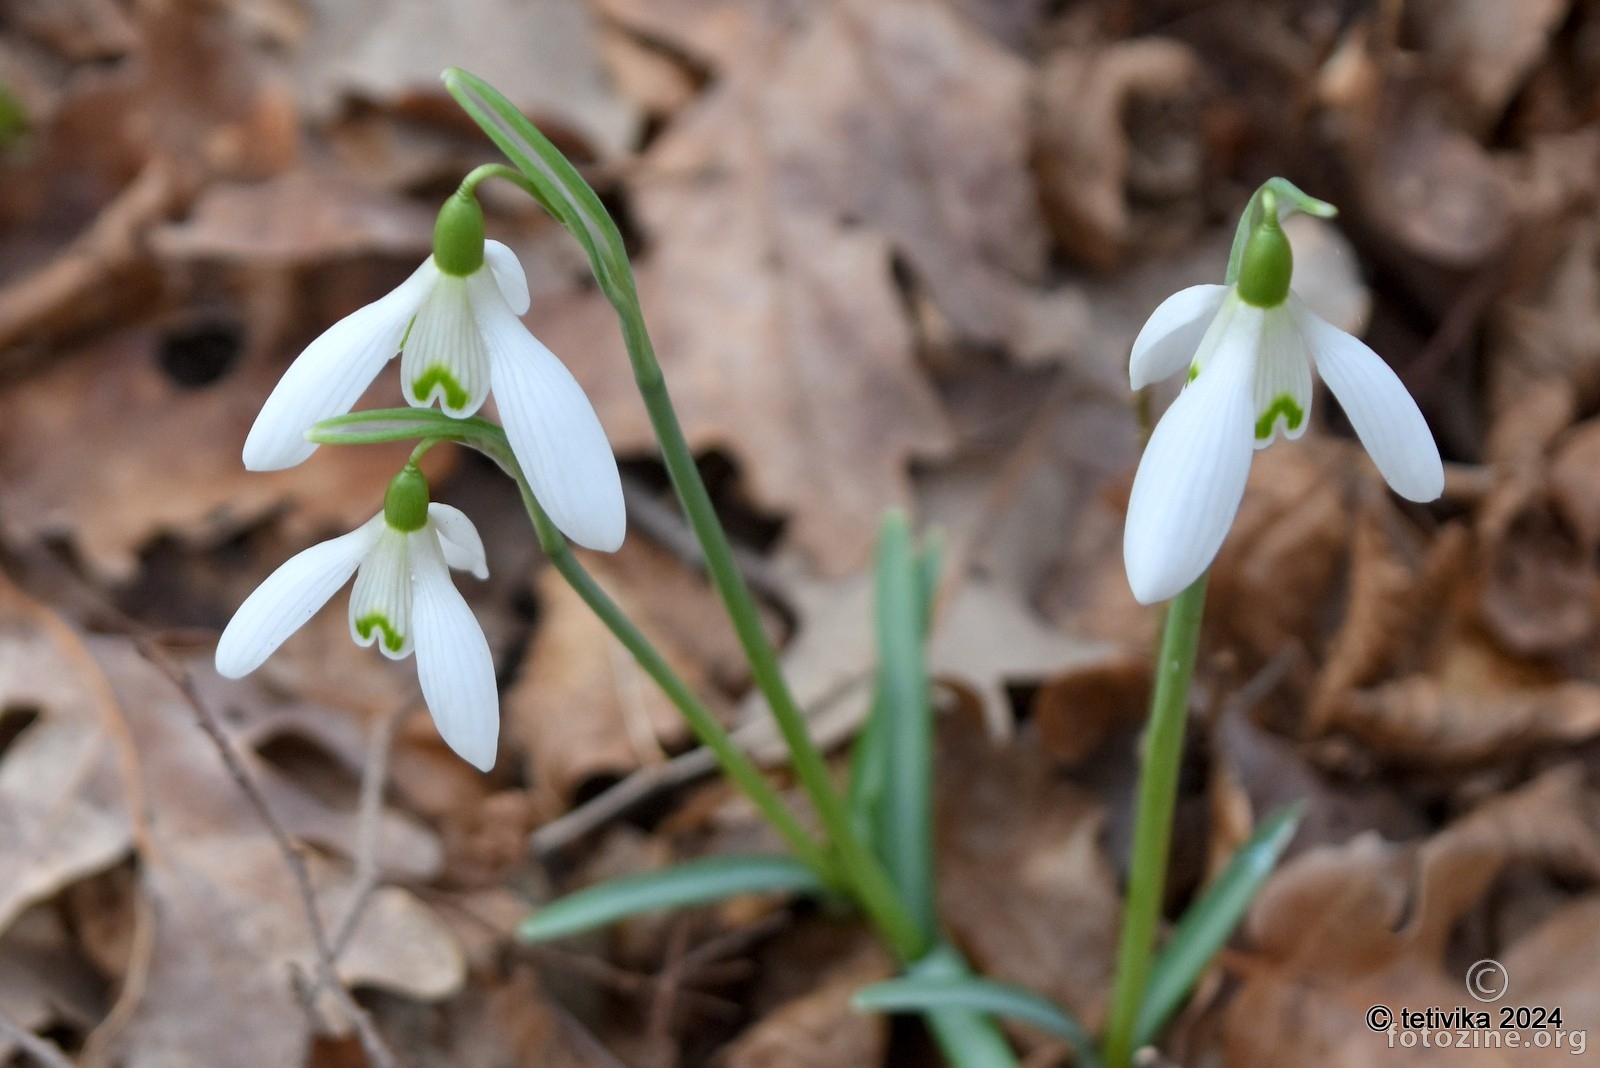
[137,643,404,1068]
[329,704,407,957]
[0,1009,76,1068]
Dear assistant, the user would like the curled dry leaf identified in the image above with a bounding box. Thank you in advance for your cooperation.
[720,937,891,1068]
[0,328,449,583]
[1225,766,1600,1066]
[540,0,1053,571]
[1032,37,1201,271]
[936,709,1119,1037]
[1408,0,1572,130]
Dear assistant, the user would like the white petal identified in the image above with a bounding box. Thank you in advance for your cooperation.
[476,282,626,552]
[1124,318,1259,604]
[1130,284,1229,389]
[409,532,499,771]
[483,240,531,316]
[427,503,489,579]
[243,262,435,471]
[1250,305,1314,448]
[400,275,491,418]
[215,516,382,677]
[1291,296,1444,502]
[348,526,415,660]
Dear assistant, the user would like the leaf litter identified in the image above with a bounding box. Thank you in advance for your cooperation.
[4,0,1600,1065]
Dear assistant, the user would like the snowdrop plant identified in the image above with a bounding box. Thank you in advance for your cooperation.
[217,464,499,769]
[1096,179,1443,1068]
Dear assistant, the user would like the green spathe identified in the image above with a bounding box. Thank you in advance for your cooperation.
[433,191,485,276]
[384,465,430,532]
[1235,191,1292,309]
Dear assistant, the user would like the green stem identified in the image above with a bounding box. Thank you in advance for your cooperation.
[611,301,928,962]
[1102,573,1209,1068]
[498,455,838,884]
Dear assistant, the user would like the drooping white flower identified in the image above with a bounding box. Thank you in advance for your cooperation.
[1123,193,1443,605]
[215,467,500,771]
[242,192,626,553]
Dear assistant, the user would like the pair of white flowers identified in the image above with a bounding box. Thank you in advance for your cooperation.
[216,193,624,770]
[1123,193,1443,604]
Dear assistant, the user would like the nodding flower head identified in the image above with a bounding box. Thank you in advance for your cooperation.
[215,466,501,770]
[1123,189,1443,605]
[242,191,626,553]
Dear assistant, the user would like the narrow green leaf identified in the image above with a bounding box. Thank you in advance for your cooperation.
[848,526,941,852]
[873,512,936,941]
[519,856,828,942]
[1134,802,1303,1047]
[854,976,1099,1067]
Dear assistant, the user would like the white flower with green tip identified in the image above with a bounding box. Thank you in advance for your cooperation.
[1124,188,1444,605]
[242,191,625,553]
[215,467,500,771]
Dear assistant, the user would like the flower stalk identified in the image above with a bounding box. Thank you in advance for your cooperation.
[1101,572,1208,1068]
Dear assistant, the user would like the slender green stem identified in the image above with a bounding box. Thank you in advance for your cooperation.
[482,441,838,883]
[1102,573,1209,1068]
[612,303,928,962]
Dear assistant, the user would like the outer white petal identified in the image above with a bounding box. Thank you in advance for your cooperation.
[400,275,491,418]
[348,526,414,660]
[1124,319,1259,604]
[1250,305,1314,448]
[1130,284,1229,389]
[243,262,436,471]
[215,516,383,677]
[1291,295,1444,502]
[427,503,489,579]
[483,240,531,315]
[409,532,499,771]
[475,282,626,552]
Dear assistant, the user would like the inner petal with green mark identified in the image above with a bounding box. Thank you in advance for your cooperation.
[1255,394,1305,441]
[354,613,406,654]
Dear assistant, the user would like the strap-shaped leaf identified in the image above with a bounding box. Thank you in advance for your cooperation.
[520,856,828,942]
[870,512,938,941]
[854,973,1100,1067]
[1134,802,1303,1046]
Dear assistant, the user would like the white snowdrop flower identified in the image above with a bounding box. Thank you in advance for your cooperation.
[1124,190,1444,605]
[242,191,626,553]
[215,466,500,771]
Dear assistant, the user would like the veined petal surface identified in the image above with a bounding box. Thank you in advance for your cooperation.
[428,503,489,579]
[1291,296,1444,502]
[1250,305,1314,447]
[1124,321,1259,604]
[215,516,383,677]
[243,261,435,471]
[401,275,492,418]
[410,532,499,771]
[484,240,531,315]
[348,527,414,659]
[1129,284,1229,389]
[475,274,626,552]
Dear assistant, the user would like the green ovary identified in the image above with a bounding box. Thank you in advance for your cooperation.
[1255,394,1304,441]
[355,613,406,654]
[411,366,470,411]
